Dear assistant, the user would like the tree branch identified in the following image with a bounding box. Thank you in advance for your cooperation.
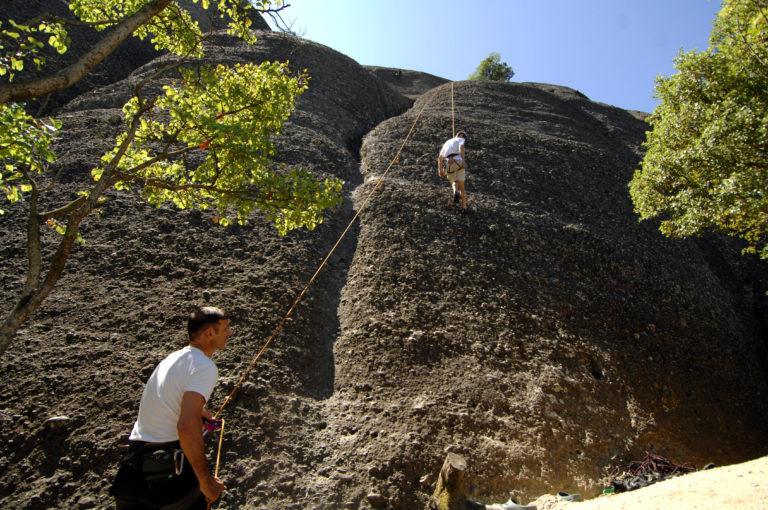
[18,11,126,29]
[733,7,768,69]
[0,0,174,104]
[39,195,88,221]
[22,172,43,297]
[110,168,302,210]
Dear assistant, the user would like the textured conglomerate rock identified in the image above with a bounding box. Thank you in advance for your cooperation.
[1,8,767,508]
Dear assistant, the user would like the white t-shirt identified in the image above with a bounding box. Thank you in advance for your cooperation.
[440,136,465,158]
[129,346,218,443]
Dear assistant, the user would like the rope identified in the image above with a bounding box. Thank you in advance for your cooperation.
[207,418,226,510]
[213,93,434,420]
[207,95,434,494]
[214,419,225,478]
[451,81,455,137]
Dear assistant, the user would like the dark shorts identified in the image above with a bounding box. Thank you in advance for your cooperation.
[110,442,205,510]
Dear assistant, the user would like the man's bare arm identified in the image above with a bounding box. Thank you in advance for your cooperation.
[177,391,226,503]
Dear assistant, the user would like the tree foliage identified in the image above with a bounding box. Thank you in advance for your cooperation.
[468,52,514,82]
[630,0,768,258]
[0,0,343,356]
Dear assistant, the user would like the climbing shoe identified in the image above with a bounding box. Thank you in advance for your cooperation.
[557,491,583,502]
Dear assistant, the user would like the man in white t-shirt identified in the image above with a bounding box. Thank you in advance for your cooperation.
[438,130,468,213]
[111,306,231,509]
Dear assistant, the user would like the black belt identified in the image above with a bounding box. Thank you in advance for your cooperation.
[124,440,185,480]
[130,440,181,450]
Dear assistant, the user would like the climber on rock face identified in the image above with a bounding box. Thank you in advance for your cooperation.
[438,130,469,214]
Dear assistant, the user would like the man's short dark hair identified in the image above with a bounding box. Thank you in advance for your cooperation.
[188,306,228,339]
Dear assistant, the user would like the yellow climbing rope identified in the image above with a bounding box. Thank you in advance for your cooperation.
[206,94,436,506]
[451,81,455,137]
[214,418,225,478]
[213,93,435,421]
[205,83,463,507]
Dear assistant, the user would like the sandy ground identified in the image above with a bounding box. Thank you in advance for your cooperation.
[527,455,768,510]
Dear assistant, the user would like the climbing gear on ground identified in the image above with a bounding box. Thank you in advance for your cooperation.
[483,496,537,510]
[557,491,582,502]
[609,452,695,493]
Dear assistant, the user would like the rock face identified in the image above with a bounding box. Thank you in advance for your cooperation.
[365,66,450,99]
[0,0,270,114]
[2,12,768,510]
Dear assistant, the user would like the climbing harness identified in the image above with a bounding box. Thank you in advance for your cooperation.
[444,153,462,174]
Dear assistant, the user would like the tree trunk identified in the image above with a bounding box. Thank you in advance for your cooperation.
[0,291,46,356]
[432,453,472,510]
[0,194,95,356]
[0,237,77,356]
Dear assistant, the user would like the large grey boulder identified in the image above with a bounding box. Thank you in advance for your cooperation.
[1,12,766,510]
[0,0,270,114]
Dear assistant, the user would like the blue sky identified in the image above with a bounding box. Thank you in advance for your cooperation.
[266,0,722,113]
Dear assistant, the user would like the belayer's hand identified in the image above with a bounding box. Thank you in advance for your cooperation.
[201,475,226,503]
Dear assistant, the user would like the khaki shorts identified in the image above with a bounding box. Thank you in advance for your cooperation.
[444,155,465,182]
[448,168,465,183]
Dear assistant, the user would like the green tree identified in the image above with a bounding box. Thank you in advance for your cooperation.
[630,0,768,258]
[468,52,514,82]
[0,0,343,356]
